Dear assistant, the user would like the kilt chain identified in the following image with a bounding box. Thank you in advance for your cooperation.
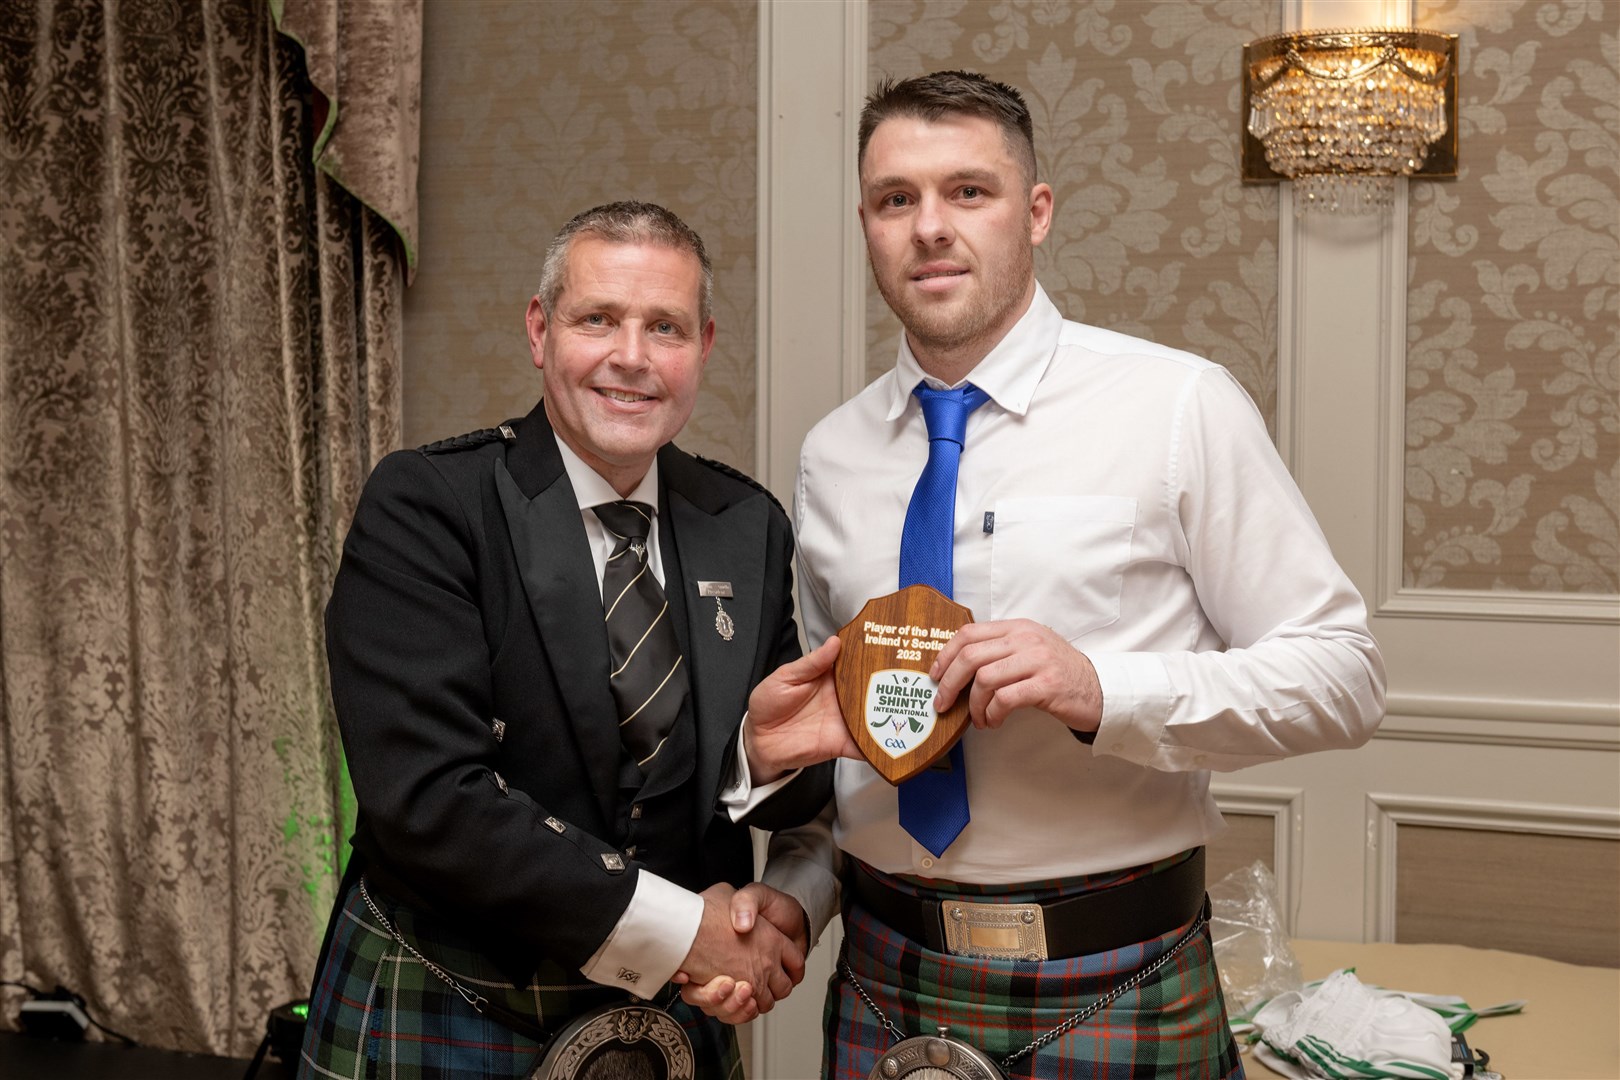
[359,876,492,1016]
[840,913,1207,1071]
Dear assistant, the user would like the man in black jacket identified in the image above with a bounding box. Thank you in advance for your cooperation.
[299,202,842,1080]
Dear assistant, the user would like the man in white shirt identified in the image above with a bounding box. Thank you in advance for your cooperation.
[300,201,839,1080]
[694,71,1385,1078]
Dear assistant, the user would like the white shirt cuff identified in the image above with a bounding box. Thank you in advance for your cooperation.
[579,872,703,999]
[718,715,801,822]
[1089,651,1174,765]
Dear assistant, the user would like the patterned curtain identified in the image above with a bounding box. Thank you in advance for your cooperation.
[0,0,407,1056]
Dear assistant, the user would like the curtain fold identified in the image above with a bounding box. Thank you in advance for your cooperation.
[273,0,422,278]
[0,0,407,1055]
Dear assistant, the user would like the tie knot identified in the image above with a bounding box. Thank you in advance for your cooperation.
[594,500,654,544]
[913,382,990,446]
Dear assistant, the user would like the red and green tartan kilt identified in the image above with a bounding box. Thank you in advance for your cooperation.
[298,877,741,1080]
[823,859,1243,1080]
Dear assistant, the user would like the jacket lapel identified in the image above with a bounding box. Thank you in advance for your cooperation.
[494,405,620,825]
[660,448,770,828]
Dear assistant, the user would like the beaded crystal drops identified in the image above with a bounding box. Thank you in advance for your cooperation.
[1245,29,1455,214]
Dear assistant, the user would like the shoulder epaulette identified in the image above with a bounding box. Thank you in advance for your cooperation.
[696,455,786,516]
[416,424,517,456]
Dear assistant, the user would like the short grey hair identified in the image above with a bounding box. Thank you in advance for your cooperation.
[537,201,713,325]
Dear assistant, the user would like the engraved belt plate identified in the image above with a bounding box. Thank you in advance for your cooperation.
[941,899,1049,962]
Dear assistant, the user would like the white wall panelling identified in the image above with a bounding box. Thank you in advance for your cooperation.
[1211,785,1307,934]
[1380,694,1619,752]
[755,0,868,506]
[1280,0,1619,934]
[753,3,866,1071]
[1363,794,1620,941]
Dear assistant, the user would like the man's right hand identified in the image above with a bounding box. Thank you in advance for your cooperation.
[745,635,859,784]
[677,884,810,1024]
[674,883,806,1021]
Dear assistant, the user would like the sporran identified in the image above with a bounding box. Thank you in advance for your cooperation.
[529,1001,695,1080]
[358,876,695,1080]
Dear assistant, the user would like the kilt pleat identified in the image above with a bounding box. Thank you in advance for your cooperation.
[823,857,1243,1080]
[298,877,741,1080]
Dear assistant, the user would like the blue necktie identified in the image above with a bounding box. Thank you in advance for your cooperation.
[897,382,989,858]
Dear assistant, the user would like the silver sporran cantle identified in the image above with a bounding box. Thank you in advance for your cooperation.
[529,1000,695,1080]
[867,1028,1006,1080]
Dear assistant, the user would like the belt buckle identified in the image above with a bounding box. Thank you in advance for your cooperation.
[940,899,1048,961]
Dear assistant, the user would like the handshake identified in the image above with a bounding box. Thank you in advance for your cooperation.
[667,635,856,1024]
[673,881,810,1024]
[668,635,863,1024]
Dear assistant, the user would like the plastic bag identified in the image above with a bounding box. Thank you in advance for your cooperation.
[1209,859,1304,1016]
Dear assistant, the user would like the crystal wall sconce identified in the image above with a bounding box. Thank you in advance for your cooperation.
[1242,28,1459,213]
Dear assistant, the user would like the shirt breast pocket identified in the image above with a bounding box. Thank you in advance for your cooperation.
[990,496,1136,643]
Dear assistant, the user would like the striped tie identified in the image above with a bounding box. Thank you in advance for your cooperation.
[594,501,688,776]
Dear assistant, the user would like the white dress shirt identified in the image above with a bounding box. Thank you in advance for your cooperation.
[552,436,706,999]
[767,285,1386,939]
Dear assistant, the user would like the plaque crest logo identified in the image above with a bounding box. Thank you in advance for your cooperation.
[864,670,939,759]
[834,585,973,784]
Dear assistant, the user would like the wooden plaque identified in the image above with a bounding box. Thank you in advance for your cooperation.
[834,585,973,785]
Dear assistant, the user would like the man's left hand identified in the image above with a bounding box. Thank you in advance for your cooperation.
[929,619,1102,733]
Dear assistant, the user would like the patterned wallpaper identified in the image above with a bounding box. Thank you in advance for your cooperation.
[865,0,1284,431]
[403,1,1615,596]
[1405,0,1618,593]
[403,0,758,467]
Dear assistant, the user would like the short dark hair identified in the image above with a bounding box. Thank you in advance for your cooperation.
[858,70,1037,186]
[538,200,713,324]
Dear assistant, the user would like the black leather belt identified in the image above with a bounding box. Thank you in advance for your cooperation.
[848,847,1206,961]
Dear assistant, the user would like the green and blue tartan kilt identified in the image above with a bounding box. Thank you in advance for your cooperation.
[298,877,741,1080]
[823,856,1243,1080]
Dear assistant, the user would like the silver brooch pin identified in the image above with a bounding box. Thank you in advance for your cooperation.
[698,581,735,642]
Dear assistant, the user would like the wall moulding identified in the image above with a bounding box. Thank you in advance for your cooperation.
[753,0,867,502]
[1375,585,1620,624]
[1210,784,1306,933]
[1362,792,1620,940]
[1375,693,1618,752]
[752,4,865,1072]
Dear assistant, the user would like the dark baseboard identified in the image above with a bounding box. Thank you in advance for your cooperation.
[0,1030,296,1080]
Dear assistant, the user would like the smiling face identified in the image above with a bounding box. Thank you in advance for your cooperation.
[859,113,1052,380]
[526,237,714,495]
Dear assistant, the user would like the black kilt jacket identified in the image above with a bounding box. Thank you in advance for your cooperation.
[319,400,832,983]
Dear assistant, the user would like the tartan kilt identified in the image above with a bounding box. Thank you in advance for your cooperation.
[824,859,1243,1080]
[298,877,741,1080]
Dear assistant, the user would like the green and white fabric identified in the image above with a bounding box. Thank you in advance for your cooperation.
[1246,969,1524,1080]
